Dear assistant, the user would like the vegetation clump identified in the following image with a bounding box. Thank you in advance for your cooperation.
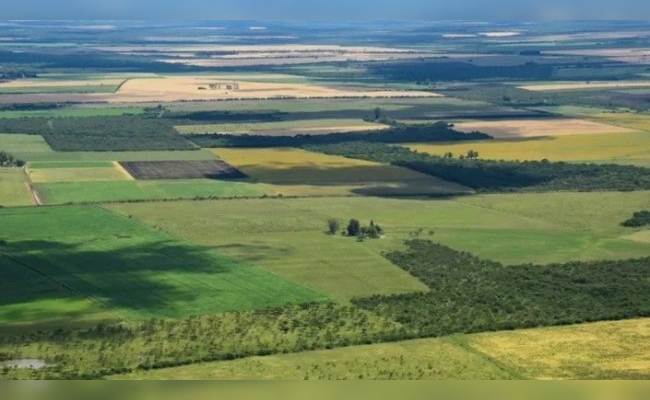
[0,151,25,167]
[621,210,650,227]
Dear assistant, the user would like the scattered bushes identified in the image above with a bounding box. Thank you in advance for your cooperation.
[0,151,25,167]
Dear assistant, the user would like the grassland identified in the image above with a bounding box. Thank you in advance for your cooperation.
[406,131,650,164]
[34,179,270,204]
[0,206,326,328]
[451,118,631,138]
[0,106,145,119]
[27,162,132,183]
[175,118,388,136]
[468,318,650,379]
[114,337,515,380]
[212,147,469,196]
[0,168,34,206]
[109,191,650,303]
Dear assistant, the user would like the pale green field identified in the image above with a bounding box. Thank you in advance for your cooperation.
[27,163,131,183]
[175,118,387,135]
[406,131,650,164]
[0,168,34,206]
[468,318,650,379]
[114,337,516,380]
[109,191,650,301]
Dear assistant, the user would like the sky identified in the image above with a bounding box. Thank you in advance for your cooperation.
[3,0,650,20]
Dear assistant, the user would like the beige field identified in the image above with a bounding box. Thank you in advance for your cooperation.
[212,147,470,196]
[519,80,650,91]
[111,76,439,102]
[27,165,132,183]
[468,318,650,379]
[453,118,632,138]
[176,118,388,136]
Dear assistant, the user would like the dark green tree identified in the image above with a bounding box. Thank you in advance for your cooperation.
[347,219,361,236]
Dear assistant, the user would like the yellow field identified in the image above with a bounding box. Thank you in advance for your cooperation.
[589,112,650,131]
[518,80,650,91]
[453,118,631,138]
[406,131,650,163]
[212,148,470,196]
[468,318,650,379]
[111,76,439,103]
[176,118,388,136]
[0,168,34,206]
[27,165,132,183]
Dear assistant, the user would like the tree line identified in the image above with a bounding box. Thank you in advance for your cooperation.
[305,141,650,192]
[0,151,25,167]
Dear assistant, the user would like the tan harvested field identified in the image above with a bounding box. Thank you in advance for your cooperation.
[0,75,439,104]
[519,80,650,91]
[453,118,632,138]
[469,318,650,379]
[0,78,125,88]
[175,118,388,136]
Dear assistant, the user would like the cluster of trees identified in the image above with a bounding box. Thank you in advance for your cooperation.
[305,141,650,192]
[0,116,196,151]
[353,240,650,336]
[0,151,25,167]
[328,219,384,239]
[187,122,491,148]
[621,210,650,227]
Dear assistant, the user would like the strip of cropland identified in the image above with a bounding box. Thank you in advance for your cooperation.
[0,206,326,329]
[175,118,389,136]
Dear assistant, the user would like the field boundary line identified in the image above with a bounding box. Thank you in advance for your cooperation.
[22,166,42,206]
[112,161,135,180]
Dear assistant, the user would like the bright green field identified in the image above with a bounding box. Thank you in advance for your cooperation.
[0,168,34,206]
[0,206,326,329]
[34,180,270,204]
[0,107,145,119]
[114,336,516,380]
[109,191,650,301]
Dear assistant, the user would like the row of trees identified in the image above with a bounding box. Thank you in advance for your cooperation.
[327,219,384,239]
[0,151,25,167]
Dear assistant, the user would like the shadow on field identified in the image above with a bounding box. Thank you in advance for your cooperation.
[0,237,249,319]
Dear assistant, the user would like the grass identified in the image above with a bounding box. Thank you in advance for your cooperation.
[27,164,131,183]
[0,206,326,328]
[0,107,145,119]
[0,168,33,206]
[113,337,516,380]
[212,147,469,196]
[405,131,650,164]
[589,112,650,131]
[175,119,387,135]
[108,191,650,301]
[34,179,270,204]
[468,318,650,379]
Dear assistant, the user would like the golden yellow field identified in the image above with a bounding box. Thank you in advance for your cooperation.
[110,76,439,102]
[518,80,650,91]
[27,164,132,183]
[452,118,631,138]
[406,131,650,163]
[468,318,650,379]
[175,118,388,135]
[212,147,469,196]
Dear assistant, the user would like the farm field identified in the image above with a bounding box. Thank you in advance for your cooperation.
[27,162,133,183]
[0,206,326,328]
[517,80,650,91]
[450,118,632,138]
[0,168,34,206]
[0,106,145,119]
[405,131,650,164]
[119,160,246,180]
[212,148,470,196]
[114,336,515,380]
[109,191,650,301]
[34,179,270,204]
[175,118,388,135]
[468,318,650,379]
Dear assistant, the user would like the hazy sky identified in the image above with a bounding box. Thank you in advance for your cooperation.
[4,0,650,19]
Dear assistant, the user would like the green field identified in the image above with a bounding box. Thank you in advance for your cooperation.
[0,168,34,206]
[0,106,145,119]
[27,161,116,169]
[109,191,650,302]
[175,118,387,135]
[0,85,119,94]
[406,131,650,164]
[34,179,270,204]
[0,206,326,328]
[114,336,515,380]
